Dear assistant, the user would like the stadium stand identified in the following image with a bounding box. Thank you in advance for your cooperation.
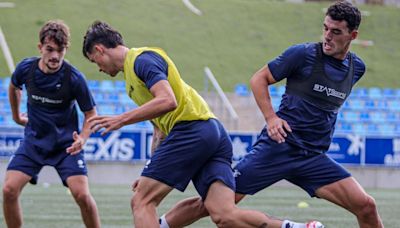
[0,78,398,135]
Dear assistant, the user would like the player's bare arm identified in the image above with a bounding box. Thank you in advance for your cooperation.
[88,80,177,135]
[8,83,28,126]
[250,65,291,143]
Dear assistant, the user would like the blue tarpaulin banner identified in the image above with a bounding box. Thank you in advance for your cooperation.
[1,128,399,166]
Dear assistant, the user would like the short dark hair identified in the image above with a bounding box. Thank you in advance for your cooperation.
[82,20,124,59]
[326,1,361,31]
[39,19,70,48]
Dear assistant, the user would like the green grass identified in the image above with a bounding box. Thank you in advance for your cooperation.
[0,183,399,227]
[0,0,399,91]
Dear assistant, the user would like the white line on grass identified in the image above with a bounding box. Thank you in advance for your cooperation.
[182,0,202,16]
[0,2,15,8]
[0,26,15,73]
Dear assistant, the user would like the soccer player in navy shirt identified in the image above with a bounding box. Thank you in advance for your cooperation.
[161,1,383,228]
[2,20,100,228]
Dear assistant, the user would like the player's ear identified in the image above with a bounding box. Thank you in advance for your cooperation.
[350,30,358,40]
[94,44,105,55]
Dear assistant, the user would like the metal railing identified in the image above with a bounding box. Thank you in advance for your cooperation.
[203,67,239,130]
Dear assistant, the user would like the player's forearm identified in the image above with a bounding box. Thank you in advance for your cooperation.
[120,96,177,127]
[250,73,276,122]
[8,84,22,121]
[81,108,97,141]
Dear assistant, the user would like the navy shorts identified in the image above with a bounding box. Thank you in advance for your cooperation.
[7,140,87,187]
[234,128,351,197]
[142,118,235,200]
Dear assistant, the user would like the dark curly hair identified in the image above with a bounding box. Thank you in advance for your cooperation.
[82,20,124,59]
[39,20,70,48]
[326,1,361,31]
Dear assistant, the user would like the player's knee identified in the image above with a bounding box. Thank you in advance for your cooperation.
[131,193,147,212]
[208,210,235,228]
[204,201,235,228]
[72,191,92,206]
[2,184,20,201]
[357,194,378,217]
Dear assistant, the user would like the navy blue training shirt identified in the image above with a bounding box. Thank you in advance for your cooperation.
[12,57,96,152]
[134,51,168,89]
[268,43,365,153]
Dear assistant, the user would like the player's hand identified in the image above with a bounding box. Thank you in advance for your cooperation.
[14,113,28,126]
[266,116,292,143]
[88,115,124,136]
[66,131,85,155]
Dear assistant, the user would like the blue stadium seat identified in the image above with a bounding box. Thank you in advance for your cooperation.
[378,124,395,136]
[100,80,114,92]
[343,111,359,122]
[385,112,398,122]
[119,92,132,104]
[346,99,364,110]
[88,80,100,91]
[369,111,385,123]
[271,97,281,110]
[114,80,126,91]
[234,83,250,96]
[336,122,352,133]
[367,123,379,135]
[277,86,285,96]
[269,86,277,96]
[351,87,368,98]
[382,88,396,98]
[396,124,400,135]
[359,112,370,121]
[2,77,11,89]
[387,100,400,111]
[352,123,366,135]
[97,104,115,115]
[368,87,382,99]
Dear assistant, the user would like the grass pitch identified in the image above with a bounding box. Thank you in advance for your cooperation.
[0,183,398,227]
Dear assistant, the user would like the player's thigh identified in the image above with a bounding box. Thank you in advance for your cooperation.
[66,175,90,196]
[204,181,236,215]
[3,170,31,193]
[315,176,369,211]
[6,153,42,185]
[288,153,351,197]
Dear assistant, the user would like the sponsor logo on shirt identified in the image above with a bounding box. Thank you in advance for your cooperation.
[31,94,63,104]
[313,84,346,99]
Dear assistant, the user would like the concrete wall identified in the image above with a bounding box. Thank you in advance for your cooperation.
[1,160,399,189]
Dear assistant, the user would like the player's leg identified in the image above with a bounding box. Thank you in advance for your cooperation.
[67,175,100,228]
[315,177,383,228]
[204,181,279,228]
[161,193,246,228]
[162,196,208,228]
[3,150,42,228]
[289,152,382,228]
[56,152,100,228]
[2,170,31,228]
[131,176,173,227]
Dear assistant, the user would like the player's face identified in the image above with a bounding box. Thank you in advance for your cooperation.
[87,46,119,77]
[38,38,66,73]
[322,15,358,60]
